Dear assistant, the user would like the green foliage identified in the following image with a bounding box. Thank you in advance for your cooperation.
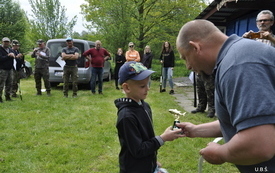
[81,0,207,55]
[0,0,31,52]
[0,78,239,172]
[24,54,35,66]
[28,0,77,42]
[80,0,206,75]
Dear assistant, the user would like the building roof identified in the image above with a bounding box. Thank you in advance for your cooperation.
[196,0,275,26]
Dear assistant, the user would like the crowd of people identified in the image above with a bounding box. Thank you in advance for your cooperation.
[0,37,176,102]
[2,9,274,173]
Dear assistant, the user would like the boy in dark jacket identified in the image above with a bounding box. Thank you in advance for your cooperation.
[114,61,184,173]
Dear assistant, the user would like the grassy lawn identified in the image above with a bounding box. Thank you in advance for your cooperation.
[0,77,239,173]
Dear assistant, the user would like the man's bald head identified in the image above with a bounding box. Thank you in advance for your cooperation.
[95,40,102,49]
[176,19,222,51]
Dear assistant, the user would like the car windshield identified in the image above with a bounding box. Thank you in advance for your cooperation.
[48,41,85,67]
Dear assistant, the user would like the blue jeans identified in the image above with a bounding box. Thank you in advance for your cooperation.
[162,67,173,89]
[90,67,103,93]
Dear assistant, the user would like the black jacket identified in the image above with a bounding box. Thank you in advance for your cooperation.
[159,50,175,67]
[114,98,161,173]
[12,49,24,71]
[141,52,153,69]
[114,54,126,79]
[0,46,14,70]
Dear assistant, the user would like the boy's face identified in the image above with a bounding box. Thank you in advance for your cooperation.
[123,77,150,102]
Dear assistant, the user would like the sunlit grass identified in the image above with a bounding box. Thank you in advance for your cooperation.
[0,77,238,173]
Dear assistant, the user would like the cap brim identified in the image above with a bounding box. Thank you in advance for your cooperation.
[131,70,155,81]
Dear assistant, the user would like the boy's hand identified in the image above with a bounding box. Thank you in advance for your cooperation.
[160,126,185,142]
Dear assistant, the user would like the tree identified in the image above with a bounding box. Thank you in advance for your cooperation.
[81,0,206,55]
[28,0,77,42]
[0,0,29,51]
[81,0,133,54]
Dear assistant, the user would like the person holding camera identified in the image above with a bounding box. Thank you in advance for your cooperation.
[242,10,275,47]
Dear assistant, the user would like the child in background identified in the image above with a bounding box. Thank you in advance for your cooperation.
[114,48,126,90]
[114,61,183,173]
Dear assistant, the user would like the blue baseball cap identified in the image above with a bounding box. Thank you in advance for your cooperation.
[118,61,155,85]
[66,37,73,41]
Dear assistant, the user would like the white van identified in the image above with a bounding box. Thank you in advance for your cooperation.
[47,39,112,87]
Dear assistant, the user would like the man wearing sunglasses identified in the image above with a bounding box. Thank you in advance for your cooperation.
[243,10,275,47]
[125,42,140,62]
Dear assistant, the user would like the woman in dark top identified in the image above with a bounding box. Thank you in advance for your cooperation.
[159,41,175,94]
[141,45,153,86]
[141,45,153,69]
[114,48,126,89]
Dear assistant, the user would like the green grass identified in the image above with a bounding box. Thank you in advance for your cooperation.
[0,77,239,173]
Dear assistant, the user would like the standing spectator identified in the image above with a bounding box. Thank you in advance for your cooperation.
[191,73,215,118]
[31,39,51,96]
[114,48,126,90]
[141,45,153,87]
[83,40,110,94]
[0,37,15,102]
[159,41,175,94]
[125,42,140,62]
[61,37,79,98]
[11,40,24,98]
[141,45,153,69]
[176,19,275,173]
[242,10,275,47]
[114,61,183,173]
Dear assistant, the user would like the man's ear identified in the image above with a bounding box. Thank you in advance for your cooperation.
[189,41,201,53]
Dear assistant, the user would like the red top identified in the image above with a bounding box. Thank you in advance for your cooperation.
[83,48,110,67]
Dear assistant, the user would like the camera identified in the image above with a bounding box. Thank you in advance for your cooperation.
[249,32,261,39]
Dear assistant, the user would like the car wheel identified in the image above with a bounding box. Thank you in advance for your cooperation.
[50,82,59,87]
[20,66,31,78]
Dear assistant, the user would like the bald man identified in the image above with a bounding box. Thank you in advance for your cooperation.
[176,19,275,173]
[83,40,110,94]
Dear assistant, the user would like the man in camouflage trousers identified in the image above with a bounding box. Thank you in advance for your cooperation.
[31,39,51,96]
[0,37,15,103]
[191,73,215,118]
[61,37,79,98]
[11,40,24,98]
